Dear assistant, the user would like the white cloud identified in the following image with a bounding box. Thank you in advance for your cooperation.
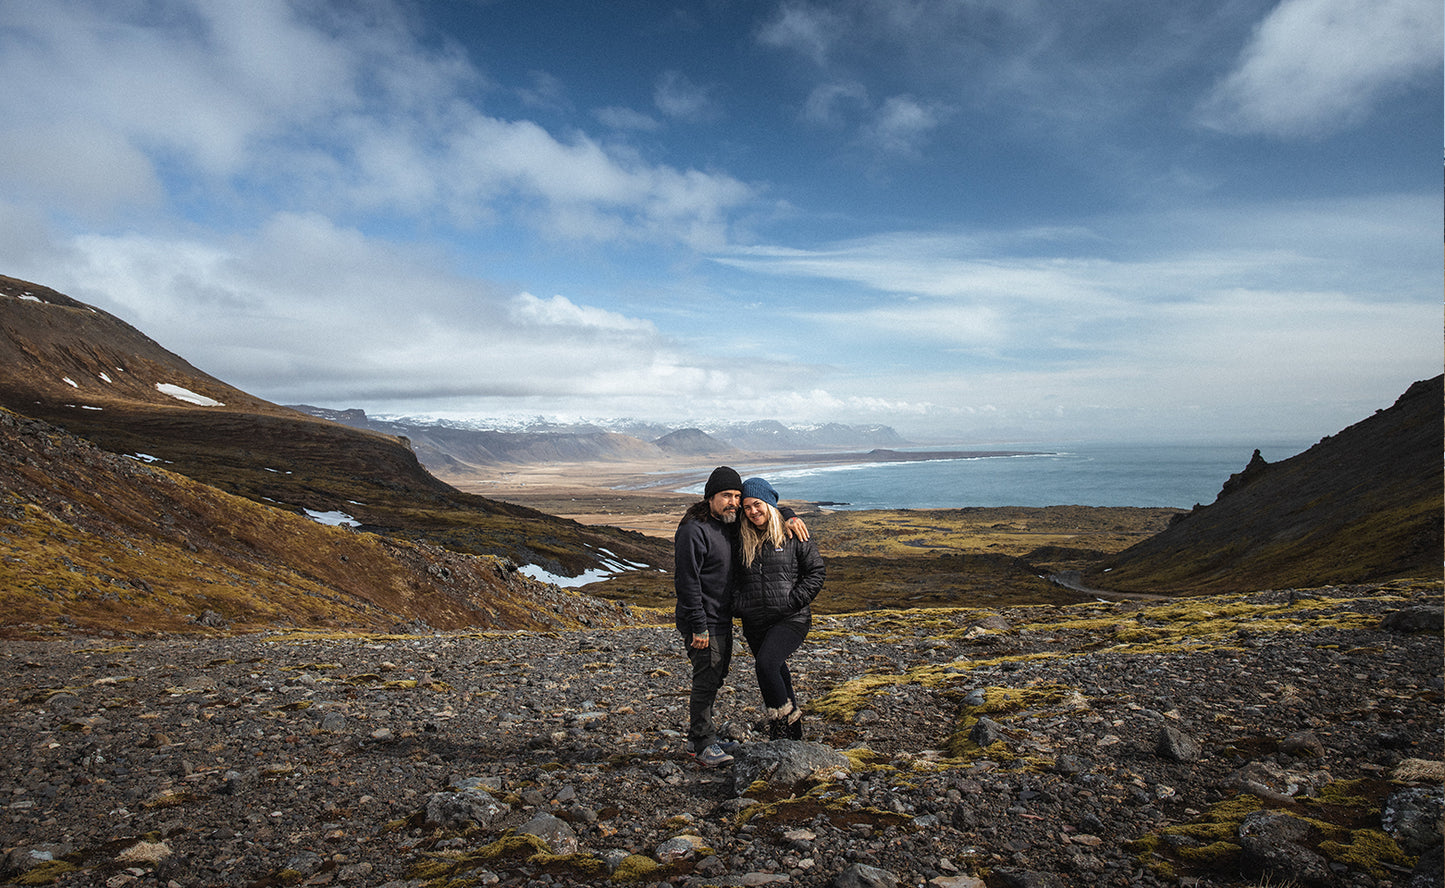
[756,2,841,66]
[802,81,869,127]
[653,70,720,122]
[0,0,757,248]
[1199,0,1443,137]
[862,95,946,156]
[511,293,656,334]
[11,213,808,416]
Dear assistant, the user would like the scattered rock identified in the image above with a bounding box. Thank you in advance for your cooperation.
[1381,604,1443,633]
[733,739,851,795]
[516,811,577,854]
[0,584,1435,887]
[1279,730,1324,758]
[1154,725,1201,762]
[834,862,900,888]
[1383,785,1445,856]
[1238,809,1334,884]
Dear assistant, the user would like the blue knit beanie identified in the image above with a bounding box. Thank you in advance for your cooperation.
[740,477,779,508]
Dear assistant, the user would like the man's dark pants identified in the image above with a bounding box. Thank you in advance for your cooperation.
[686,627,733,753]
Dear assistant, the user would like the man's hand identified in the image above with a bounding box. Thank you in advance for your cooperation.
[785,516,811,542]
[690,633,710,649]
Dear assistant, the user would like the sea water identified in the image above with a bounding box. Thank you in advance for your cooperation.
[691,440,1317,510]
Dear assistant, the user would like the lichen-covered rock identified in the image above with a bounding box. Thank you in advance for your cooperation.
[1238,810,1333,884]
[423,787,508,829]
[516,811,578,854]
[732,739,851,796]
[1383,785,1445,856]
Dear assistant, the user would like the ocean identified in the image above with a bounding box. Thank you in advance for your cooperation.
[685,440,1317,510]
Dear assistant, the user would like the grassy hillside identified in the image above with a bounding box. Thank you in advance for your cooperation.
[0,407,633,637]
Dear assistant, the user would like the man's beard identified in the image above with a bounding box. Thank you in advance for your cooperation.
[718,509,738,524]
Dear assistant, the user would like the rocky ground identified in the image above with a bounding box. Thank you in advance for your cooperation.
[1,581,1440,888]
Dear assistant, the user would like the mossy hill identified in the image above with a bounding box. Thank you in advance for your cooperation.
[1085,375,1443,595]
[0,273,670,634]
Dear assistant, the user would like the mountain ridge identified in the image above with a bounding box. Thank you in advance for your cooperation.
[1085,374,1443,594]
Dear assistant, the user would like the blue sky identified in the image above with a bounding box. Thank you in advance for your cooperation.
[0,0,1439,443]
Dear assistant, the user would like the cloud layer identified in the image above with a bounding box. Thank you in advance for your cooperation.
[0,0,1438,442]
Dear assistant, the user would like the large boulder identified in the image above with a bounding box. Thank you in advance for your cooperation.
[733,740,851,796]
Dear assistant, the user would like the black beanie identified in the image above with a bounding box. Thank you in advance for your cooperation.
[704,466,743,499]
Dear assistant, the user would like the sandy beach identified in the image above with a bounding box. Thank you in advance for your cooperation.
[447,456,839,537]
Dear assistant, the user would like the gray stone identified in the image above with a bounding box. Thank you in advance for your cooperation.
[992,871,1063,888]
[282,851,324,877]
[834,862,900,888]
[1155,726,1201,762]
[423,787,508,829]
[655,834,706,862]
[970,716,1004,748]
[1238,810,1332,884]
[1279,730,1324,759]
[517,811,578,854]
[1383,786,1444,856]
[1381,605,1444,633]
[733,739,851,796]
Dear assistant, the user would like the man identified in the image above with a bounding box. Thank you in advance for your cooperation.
[674,466,807,766]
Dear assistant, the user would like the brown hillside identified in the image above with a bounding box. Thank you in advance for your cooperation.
[0,274,672,581]
[1084,375,1443,594]
[0,406,632,638]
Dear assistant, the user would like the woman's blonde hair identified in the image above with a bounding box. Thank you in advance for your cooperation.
[739,500,786,566]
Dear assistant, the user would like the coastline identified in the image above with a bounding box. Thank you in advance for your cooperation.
[446,450,1042,537]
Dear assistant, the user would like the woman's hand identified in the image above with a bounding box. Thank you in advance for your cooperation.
[785,516,810,541]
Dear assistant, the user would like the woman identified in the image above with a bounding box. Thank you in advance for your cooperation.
[733,476,825,740]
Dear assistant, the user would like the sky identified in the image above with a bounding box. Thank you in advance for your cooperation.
[0,0,1440,444]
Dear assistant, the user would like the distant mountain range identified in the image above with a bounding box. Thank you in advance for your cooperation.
[289,407,911,476]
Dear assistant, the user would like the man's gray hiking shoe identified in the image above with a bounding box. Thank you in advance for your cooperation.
[692,743,734,767]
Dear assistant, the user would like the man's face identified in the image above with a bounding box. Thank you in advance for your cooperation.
[708,490,741,523]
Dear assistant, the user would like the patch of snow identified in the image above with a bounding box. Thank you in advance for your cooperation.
[156,383,224,407]
[127,453,164,463]
[519,544,658,588]
[19,293,41,303]
[79,405,102,411]
[62,377,78,388]
[99,372,112,383]
[303,509,360,528]
[518,565,615,588]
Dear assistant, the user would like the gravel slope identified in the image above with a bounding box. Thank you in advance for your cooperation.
[1,581,1440,888]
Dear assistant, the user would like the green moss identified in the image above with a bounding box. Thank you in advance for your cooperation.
[534,853,608,876]
[1318,829,1415,878]
[1174,841,1242,865]
[946,682,1083,759]
[610,854,661,883]
[13,861,79,885]
[475,834,551,860]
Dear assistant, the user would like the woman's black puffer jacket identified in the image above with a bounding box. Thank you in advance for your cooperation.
[734,537,825,625]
